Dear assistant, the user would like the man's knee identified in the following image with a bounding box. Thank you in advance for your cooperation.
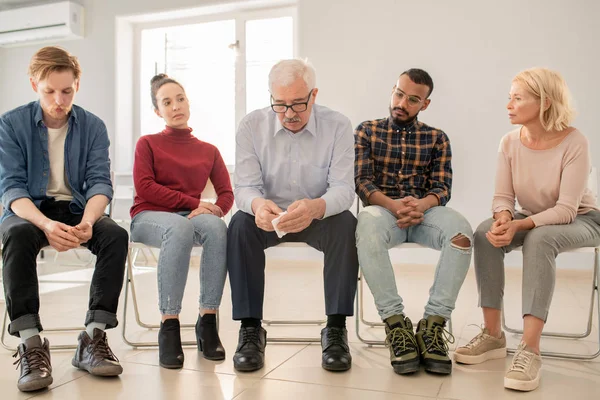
[332,210,357,230]
[96,218,129,248]
[451,234,472,250]
[356,206,389,244]
[445,214,473,251]
[228,211,257,236]
[2,221,40,248]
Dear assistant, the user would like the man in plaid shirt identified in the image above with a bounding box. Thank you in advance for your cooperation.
[355,69,472,376]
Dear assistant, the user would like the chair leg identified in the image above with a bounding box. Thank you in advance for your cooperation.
[1,307,82,352]
[503,248,600,360]
[1,308,13,351]
[262,259,324,343]
[121,247,218,348]
[263,322,324,342]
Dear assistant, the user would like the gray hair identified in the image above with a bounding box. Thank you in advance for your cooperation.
[268,59,316,92]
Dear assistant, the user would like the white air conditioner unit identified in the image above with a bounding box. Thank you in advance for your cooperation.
[0,1,84,48]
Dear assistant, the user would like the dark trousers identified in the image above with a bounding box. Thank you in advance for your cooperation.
[1,200,128,336]
[227,210,359,320]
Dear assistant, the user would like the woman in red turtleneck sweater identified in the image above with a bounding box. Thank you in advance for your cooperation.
[130,74,233,369]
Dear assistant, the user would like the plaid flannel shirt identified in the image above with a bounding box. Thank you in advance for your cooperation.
[354,117,452,206]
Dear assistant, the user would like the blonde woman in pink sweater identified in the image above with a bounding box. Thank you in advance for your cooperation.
[454,68,600,392]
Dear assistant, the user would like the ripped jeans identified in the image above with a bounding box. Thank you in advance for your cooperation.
[356,205,473,320]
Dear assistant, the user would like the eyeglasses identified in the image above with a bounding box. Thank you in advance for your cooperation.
[270,89,313,113]
[393,87,424,107]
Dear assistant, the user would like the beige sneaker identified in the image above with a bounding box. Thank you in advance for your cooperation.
[454,327,507,364]
[504,343,542,392]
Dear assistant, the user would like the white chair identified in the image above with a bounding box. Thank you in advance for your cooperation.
[263,242,325,344]
[502,168,600,360]
[121,180,221,348]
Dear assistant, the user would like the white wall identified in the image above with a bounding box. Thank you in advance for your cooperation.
[298,0,600,227]
[1,0,599,267]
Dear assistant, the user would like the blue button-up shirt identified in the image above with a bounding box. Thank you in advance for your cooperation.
[0,101,113,222]
[234,104,355,218]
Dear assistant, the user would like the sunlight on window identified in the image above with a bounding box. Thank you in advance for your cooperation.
[140,16,293,165]
[246,17,294,113]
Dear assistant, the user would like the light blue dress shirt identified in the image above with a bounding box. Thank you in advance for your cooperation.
[234,104,355,219]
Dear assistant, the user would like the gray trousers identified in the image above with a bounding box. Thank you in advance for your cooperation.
[474,211,600,322]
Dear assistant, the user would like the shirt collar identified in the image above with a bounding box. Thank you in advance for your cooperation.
[34,100,79,127]
[389,116,418,133]
[273,108,317,137]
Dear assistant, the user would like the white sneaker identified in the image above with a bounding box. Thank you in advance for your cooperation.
[504,342,542,392]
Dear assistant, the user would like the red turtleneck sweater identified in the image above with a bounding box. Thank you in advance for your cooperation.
[130,126,234,218]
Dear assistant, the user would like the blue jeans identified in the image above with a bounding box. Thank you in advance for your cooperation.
[130,211,227,315]
[356,205,473,320]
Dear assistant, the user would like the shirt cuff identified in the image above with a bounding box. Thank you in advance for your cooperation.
[357,182,380,205]
[424,189,448,206]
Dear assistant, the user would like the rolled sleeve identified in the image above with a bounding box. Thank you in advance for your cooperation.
[233,118,264,215]
[0,117,32,211]
[425,132,452,206]
[321,116,355,218]
[354,123,381,205]
[84,120,113,202]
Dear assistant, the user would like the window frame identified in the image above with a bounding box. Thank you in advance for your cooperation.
[131,6,298,167]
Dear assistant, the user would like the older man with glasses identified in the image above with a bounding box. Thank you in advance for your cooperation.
[227,59,358,373]
[354,69,472,376]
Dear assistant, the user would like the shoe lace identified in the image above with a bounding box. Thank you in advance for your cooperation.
[422,323,455,355]
[325,328,345,344]
[385,327,417,355]
[241,327,261,346]
[463,324,488,349]
[89,334,119,362]
[12,347,50,373]
[509,347,534,373]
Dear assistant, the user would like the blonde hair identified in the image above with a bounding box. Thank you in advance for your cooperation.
[513,67,575,131]
[268,59,316,92]
[28,46,81,82]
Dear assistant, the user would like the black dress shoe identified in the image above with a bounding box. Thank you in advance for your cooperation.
[196,314,225,361]
[233,326,267,372]
[321,327,352,372]
[158,319,184,369]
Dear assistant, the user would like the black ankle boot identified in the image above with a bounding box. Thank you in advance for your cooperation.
[159,319,184,369]
[196,314,225,361]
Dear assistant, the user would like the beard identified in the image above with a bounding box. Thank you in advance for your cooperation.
[389,106,418,126]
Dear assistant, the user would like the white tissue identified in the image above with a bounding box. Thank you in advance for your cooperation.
[271,211,288,238]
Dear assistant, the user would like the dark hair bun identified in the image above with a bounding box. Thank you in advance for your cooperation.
[150,73,169,85]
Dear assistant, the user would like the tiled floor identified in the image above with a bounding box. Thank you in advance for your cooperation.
[0,251,598,399]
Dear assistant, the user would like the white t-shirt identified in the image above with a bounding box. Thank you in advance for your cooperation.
[46,123,73,201]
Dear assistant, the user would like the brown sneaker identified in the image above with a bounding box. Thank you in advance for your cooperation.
[454,327,507,365]
[72,329,123,376]
[13,335,53,392]
[504,342,542,392]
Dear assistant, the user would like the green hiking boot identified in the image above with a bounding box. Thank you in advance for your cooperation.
[415,315,455,375]
[384,315,420,374]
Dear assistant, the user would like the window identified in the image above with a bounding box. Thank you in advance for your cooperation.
[139,9,295,165]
